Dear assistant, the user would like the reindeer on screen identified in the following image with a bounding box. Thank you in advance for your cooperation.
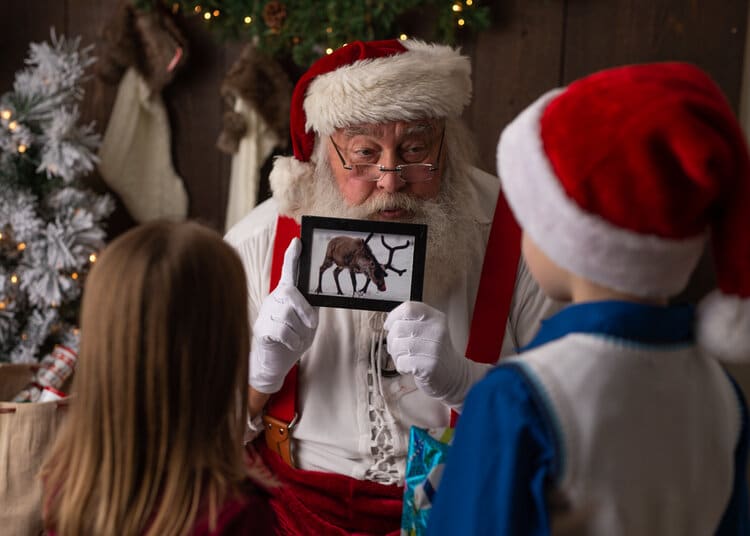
[315,233,412,297]
[315,233,387,296]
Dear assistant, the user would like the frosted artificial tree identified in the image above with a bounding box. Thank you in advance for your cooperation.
[0,31,113,363]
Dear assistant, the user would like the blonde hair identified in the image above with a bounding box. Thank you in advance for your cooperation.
[42,221,251,536]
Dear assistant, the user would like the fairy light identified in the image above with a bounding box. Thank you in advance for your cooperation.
[212,9,219,16]
[466,0,473,5]
[452,2,463,12]
[292,36,301,44]
[10,274,18,284]
[203,12,211,20]
[244,16,252,24]
[0,232,3,239]
[71,272,79,280]
[326,26,333,33]
[8,120,18,131]
[458,18,466,26]
[17,242,26,251]
[325,48,334,55]
[399,34,408,41]
[0,109,10,120]
[17,144,27,153]
[194,4,202,13]
[172,2,179,13]
[89,253,97,263]
[0,302,5,310]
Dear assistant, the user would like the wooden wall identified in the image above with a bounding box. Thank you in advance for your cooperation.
[1,0,747,237]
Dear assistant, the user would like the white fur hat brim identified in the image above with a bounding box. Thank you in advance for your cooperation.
[304,40,471,136]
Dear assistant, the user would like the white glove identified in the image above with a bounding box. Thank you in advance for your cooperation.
[249,237,318,394]
[384,302,491,408]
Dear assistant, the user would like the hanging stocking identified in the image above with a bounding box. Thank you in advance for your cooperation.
[217,45,292,231]
[96,3,189,222]
[98,67,188,222]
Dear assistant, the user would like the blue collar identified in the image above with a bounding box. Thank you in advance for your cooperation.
[521,301,695,352]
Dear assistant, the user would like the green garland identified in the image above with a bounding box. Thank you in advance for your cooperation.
[137,0,490,66]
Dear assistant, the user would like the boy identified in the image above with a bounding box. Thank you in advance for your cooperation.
[424,63,750,535]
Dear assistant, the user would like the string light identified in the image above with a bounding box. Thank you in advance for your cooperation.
[325,48,334,55]
[212,9,219,16]
[466,0,473,5]
[0,232,3,239]
[0,302,5,310]
[194,4,202,13]
[399,34,408,40]
[457,18,466,26]
[452,2,463,12]
[8,120,18,131]
[293,36,301,44]
[172,2,180,13]
[10,274,18,284]
[244,16,252,24]
[71,272,79,280]
[17,144,27,153]
[326,27,333,33]
[17,242,26,251]
[89,253,97,263]
[203,12,212,20]
[0,109,10,120]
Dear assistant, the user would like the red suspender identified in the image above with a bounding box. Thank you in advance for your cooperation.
[266,189,521,429]
[450,190,521,426]
[465,190,521,363]
[266,216,301,425]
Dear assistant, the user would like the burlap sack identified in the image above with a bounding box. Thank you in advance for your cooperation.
[0,363,69,536]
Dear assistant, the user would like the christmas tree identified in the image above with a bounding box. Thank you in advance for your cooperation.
[0,30,113,363]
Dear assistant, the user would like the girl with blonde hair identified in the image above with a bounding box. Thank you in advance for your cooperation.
[41,221,277,535]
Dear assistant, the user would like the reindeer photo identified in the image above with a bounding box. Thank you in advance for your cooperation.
[298,216,427,312]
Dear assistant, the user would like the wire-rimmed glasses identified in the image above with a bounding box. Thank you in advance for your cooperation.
[329,129,444,183]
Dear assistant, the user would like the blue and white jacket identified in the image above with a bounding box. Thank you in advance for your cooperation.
[429,301,749,535]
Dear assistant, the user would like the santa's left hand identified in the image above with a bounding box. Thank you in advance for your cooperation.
[384,302,491,408]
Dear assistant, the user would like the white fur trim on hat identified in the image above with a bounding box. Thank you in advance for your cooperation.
[696,290,750,362]
[269,155,314,218]
[304,40,471,136]
[497,89,707,298]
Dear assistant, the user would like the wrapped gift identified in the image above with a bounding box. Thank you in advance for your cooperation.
[401,426,454,536]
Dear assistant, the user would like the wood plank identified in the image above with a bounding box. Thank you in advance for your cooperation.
[166,14,230,232]
[0,0,66,92]
[464,0,566,174]
[563,0,748,110]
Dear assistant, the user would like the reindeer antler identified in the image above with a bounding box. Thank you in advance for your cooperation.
[381,236,410,276]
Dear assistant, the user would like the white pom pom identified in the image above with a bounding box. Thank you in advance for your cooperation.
[696,289,750,362]
[269,156,314,218]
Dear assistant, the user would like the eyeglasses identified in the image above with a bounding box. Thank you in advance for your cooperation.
[329,129,444,183]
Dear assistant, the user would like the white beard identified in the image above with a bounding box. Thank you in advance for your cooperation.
[295,153,480,306]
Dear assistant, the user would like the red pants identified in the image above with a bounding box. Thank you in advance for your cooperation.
[247,442,403,535]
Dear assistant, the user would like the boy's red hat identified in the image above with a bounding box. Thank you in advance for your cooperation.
[498,62,750,361]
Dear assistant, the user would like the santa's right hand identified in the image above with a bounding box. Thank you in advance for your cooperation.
[249,238,318,393]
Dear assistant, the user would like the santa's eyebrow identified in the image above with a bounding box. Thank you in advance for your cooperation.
[342,125,384,138]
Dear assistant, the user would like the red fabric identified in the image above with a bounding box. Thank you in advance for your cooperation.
[289,40,407,162]
[540,62,750,296]
[250,443,402,536]
[267,216,302,423]
[451,190,520,427]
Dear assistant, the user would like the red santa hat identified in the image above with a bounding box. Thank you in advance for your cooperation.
[270,39,472,214]
[498,62,750,362]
